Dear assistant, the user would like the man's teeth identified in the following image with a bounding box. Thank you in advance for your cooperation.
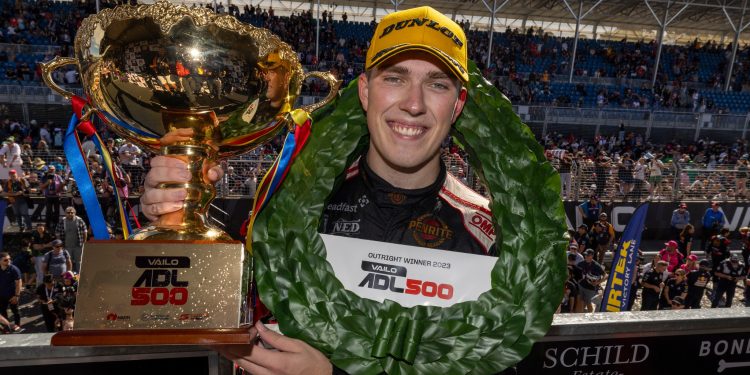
[392,125,424,137]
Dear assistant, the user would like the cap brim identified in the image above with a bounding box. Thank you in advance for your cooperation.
[368,44,469,82]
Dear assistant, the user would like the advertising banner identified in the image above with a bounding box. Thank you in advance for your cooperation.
[322,234,495,307]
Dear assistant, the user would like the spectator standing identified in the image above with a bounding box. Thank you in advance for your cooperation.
[616,153,635,199]
[740,226,750,266]
[0,252,22,331]
[31,223,54,286]
[647,154,665,199]
[735,156,749,199]
[595,213,615,263]
[56,207,87,273]
[5,169,31,231]
[670,202,690,240]
[641,260,667,310]
[593,151,610,198]
[577,195,602,229]
[711,255,746,308]
[708,228,732,277]
[664,268,688,309]
[576,249,607,312]
[42,239,72,282]
[0,136,22,183]
[701,201,726,251]
[40,165,66,230]
[573,224,592,251]
[685,259,712,309]
[676,223,694,258]
[658,240,685,274]
[35,274,60,332]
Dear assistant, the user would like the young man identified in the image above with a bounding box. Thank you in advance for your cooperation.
[56,207,88,273]
[42,239,73,282]
[141,6,491,374]
[0,252,22,331]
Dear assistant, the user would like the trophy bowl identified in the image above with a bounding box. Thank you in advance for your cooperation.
[41,0,339,241]
[38,1,339,344]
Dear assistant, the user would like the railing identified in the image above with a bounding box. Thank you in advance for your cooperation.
[0,43,61,57]
[567,161,750,202]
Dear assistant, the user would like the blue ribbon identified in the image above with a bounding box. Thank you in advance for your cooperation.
[100,111,160,140]
[64,115,110,240]
[0,200,6,249]
[91,131,133,235]
[265,130,296,206]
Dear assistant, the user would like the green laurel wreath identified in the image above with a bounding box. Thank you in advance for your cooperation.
[251,62,567,374]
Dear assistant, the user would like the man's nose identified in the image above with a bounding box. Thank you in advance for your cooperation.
[399,83,427,116]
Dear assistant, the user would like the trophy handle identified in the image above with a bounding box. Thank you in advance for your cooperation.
[39,57,79,100]
[299,71,341,113]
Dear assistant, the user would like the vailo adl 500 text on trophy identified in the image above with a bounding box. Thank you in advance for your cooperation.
[40,1,338,345]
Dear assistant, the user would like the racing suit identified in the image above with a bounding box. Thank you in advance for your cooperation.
[320,156,497,256]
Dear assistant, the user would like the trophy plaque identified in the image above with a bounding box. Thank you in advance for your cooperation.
[40,1,338,345]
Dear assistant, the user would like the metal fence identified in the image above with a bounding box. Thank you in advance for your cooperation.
[567,160,750,202]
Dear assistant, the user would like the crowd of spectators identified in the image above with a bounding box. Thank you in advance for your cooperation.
[1,1,749,113]
[544,123,750,202]
[563,200,750,313]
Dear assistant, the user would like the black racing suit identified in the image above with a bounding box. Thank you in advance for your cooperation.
[320,156,497,256]
[322,156,497,375]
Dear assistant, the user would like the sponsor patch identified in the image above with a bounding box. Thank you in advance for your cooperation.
[408,213,454,248]
[332,218,361,235]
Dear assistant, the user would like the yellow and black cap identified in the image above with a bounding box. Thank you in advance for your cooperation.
[366,6,469,82]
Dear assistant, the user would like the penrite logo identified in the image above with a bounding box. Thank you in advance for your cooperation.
[469,213,495,238]
[358,261,454,300]
[408,214,454,248]
[131,256,190,306]
[332,219,360,235]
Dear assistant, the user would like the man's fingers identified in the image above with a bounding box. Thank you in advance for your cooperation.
[140,187,187,206]
[160,128,194,146]
[255,322,302,353]
[144,166,191,188]
[206,164,224,183]
[149,155,189,169]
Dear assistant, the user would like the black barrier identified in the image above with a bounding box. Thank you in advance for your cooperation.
[565,201,750,241]
[508,309,750,375]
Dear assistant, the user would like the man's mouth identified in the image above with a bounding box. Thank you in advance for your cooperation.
[388,121,426,138]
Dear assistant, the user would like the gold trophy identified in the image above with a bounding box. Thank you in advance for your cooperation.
[40,1,338,345]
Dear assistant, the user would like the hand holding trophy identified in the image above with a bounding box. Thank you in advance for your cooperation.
[40,1,338,345]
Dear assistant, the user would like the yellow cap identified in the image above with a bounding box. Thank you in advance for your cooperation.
[366,6,468,82]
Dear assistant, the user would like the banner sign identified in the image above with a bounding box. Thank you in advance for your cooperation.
[600,203,648,312]
[510,331,750,374]
[75,241,244,329]
[563,201,750,240]
[321,234,495,307]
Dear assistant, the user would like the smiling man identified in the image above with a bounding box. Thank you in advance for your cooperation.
[142,6,494,374]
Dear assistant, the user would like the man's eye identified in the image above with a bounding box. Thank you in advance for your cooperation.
[383,76,402,83]
[430,82,451,90]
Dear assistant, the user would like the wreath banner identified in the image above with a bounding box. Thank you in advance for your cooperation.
[251,61,567,374]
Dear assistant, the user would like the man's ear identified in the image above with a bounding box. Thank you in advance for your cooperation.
[357,73,369,112]
[451,87,468,123]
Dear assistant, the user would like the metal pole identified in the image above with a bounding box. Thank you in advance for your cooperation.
[96,0,100,13]
[650,1,673,88]
[487,0,496,68]
[568,1,583,83]
[315,0,320,64]
[724,1,747,92]
[592,22,598,40]
[743,113,750,140]
[482,0,510,70]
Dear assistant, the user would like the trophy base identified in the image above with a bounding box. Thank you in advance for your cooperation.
[51,327,253,346]
[129,225,234,241]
